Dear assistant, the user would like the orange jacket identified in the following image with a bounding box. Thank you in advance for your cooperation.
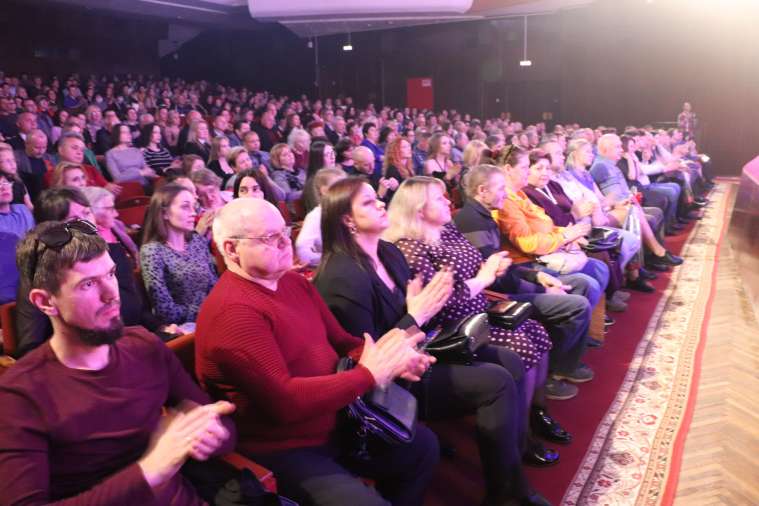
[495,189,566,264]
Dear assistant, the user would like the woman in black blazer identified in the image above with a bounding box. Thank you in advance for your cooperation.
[313,177,551,506]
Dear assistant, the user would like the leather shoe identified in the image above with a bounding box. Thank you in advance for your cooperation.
[645,254,671,272]
[605,314,615,326]
[639,267,658,280]
[521,490,553,506]
[587,337,603,348]
[662,251,684,266]
[523,438,559,467]
[531,407,573,444]
[628,277,655,293]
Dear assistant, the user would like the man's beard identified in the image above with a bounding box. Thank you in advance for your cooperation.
[61,313,125,347]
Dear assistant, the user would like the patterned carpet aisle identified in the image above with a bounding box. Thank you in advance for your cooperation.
[562,183,734,506]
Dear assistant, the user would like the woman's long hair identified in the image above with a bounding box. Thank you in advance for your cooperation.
[141,183,194,244]
[233,168,278,205]
[384,176,446,245]
[383,138,414,180]
[316,176,374,277]
[306,140,330,178]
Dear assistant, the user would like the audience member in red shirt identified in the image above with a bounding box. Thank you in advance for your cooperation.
[0,220,236,505]
[195,198,439,506]
[45,132,122,195]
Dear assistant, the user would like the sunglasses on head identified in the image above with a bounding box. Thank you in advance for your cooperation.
[28,219,98,284]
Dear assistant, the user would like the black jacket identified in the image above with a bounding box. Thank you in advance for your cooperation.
[453,198,545,295]
[313,241,417,340]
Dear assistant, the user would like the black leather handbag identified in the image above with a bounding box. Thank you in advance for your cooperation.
[487,300,534,331]
[336,357,417,446]
[582,226,622,253]
[424,312,490,364]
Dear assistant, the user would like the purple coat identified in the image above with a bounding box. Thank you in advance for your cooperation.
[523,181,576,227]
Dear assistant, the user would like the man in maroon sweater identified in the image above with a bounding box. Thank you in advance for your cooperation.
[0,220,236,505]
[195,198,439,506]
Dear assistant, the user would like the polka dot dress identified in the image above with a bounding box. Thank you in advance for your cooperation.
[395,224,552,370]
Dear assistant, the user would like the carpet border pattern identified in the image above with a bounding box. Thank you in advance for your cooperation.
[561,184,732,506]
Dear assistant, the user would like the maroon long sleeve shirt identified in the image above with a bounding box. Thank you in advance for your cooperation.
[194,270,374,456]
[0,326,236,506]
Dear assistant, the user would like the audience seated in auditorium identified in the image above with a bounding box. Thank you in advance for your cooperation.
[453,164,594,401]
[0,142,34,210]
[303,139,338,212]
[57,132,121,195]
[183,120,212,163]
[138,122,173,176]
[360,121,384,179]
[105,124,157,187]
[543,139,653,293]
[313,177,551,506]
[207,135,234,187]
[140,184,218,331]
[424,133,462,189]
[385,176,572,459]
[589,134,683,272]
[495,146,610,309]
[269,143,306,202]
[0,221,236,503]
[295,168,346,267]
[6,111,38,152]
[380,137,413,202]
[618,135,683,236]
[242,130,271,170]
[0,172,34,304]
[195,197,439,506]
[15,129,51,202]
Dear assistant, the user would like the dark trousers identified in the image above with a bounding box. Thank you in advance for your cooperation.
[508,292,591,375]
[252,424,439,506]
[412,345,530,505]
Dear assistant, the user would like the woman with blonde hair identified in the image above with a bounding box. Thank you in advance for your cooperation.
[269,142,306,202]
[385,176,566,461]
[51,161,88,189]
[207,135,234,187]
[462,139,489,169]
[423,132,463,189]
[183,119,211,163]
[314,176,551,504]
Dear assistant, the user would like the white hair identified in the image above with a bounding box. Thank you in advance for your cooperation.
[212,198,281,261]
[287,127,310,148]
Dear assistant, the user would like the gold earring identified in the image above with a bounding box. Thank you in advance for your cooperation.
[348,223,357,235]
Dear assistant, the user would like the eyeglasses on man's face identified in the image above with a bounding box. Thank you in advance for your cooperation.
[230,226,292,248]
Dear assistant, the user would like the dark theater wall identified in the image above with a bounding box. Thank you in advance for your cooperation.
[555,0,759,177]
[0,2,165,76]
[2,0,755,174]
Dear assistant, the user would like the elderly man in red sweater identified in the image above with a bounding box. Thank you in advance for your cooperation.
[195,198,440,506]
[0,220,237,505]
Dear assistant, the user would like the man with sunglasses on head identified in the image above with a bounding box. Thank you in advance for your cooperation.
[0,220,237,505]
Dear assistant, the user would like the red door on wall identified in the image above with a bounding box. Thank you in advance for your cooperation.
[407,77,434,110]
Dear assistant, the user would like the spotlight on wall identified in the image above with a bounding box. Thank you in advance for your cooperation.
[307,38,314,49]
[343,32,353,51]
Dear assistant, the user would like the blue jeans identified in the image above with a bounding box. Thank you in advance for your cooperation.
[643,182,681,226]
[527,257,609,308]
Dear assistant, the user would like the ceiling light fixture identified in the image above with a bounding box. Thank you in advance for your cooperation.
[343,32,353,51]
[520,16,532,67]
